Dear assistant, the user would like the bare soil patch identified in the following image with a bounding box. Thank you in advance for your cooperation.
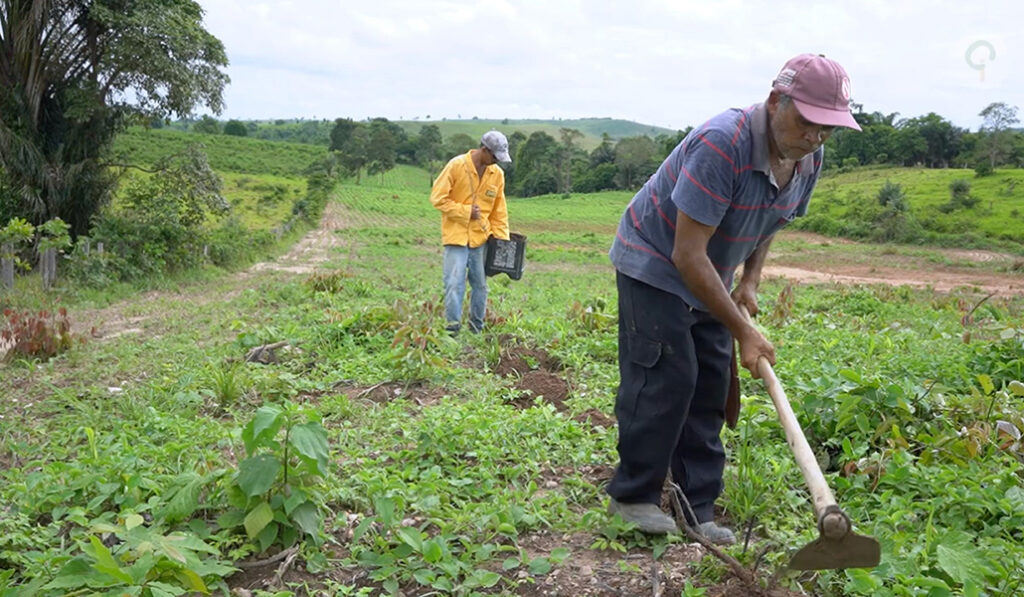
[494,342,571,412]
[770,232,1024,296]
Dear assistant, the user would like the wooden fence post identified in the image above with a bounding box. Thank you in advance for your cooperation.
[41,247,56,290]
[1,243,13,290]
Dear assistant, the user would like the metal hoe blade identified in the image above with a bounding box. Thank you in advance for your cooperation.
[789,530,882,571]
[788,506,881,571]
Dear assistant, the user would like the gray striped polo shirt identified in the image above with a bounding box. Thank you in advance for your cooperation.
[609,103,823,311]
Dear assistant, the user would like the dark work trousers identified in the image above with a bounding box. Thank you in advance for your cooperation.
[606,271,733,523]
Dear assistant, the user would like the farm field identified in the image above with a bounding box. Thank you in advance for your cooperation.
[2,164,1024,596]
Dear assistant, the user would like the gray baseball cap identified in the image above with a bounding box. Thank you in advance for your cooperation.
[481,130,512,163]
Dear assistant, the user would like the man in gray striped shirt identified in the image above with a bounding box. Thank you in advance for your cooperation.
[606,54,862,543]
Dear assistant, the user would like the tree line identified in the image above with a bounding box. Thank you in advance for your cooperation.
[322,103,1022,198]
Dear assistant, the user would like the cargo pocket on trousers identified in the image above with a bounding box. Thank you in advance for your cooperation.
[618,332,663,426]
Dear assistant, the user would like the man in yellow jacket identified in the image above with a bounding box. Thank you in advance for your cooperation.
[430,130,511,334]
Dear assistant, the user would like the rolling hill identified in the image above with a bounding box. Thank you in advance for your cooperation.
[168,117,681,150]
[392,117,680,150]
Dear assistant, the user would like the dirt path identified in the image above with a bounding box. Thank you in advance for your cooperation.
[763,264,1023,295]
[764,231,1024,295]
[72,201,352,343]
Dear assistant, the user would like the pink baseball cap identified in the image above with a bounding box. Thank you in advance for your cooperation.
[772,54,862,131]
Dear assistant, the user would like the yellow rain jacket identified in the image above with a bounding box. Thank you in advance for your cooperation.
[430,151,509,248]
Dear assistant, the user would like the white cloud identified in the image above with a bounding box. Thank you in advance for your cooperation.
[197,0,1024,131]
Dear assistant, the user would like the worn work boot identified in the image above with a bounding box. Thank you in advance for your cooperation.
[696,521,736,545]
[608,499,678,534]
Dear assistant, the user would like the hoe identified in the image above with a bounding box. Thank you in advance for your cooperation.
[740,306,881,571]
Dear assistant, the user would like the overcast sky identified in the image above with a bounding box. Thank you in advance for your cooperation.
[198,0,1021,132]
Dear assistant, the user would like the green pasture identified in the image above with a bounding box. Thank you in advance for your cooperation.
[814,167,1024,246]
[219,173,307,231]
[114,127,328,177]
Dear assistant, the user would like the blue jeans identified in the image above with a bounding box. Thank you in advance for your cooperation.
[443,245,487,332]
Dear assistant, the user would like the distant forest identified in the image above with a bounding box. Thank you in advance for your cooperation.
[169,102,1023,197]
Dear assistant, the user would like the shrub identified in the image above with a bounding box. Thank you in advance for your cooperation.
[940,179,981,212]
[877,180,908,211]
[223,119,248,137]
[1,307,79,361]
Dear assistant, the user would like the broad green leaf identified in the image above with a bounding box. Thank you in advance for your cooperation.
[290,501,322,536]
[42,558,102,589]
[845,568,883,593]
[963,578,982,597]
[502,557,520,570]
[158,474,203,523]
[907,575,950,593]
[936,543,985,584]
[257,521,279,552]
[125,552,157,584]
[1009,380,1024,397]
[977,374,994,395]
[90,522,122,534]
[549,547,570,562]
[175,568,209,594]
[283,489,308,515]
[431,577,454,591]
[839,368,862,383]
[281,523,299,548]
[160,541,187,565]
[161,532,220,556]
[528,556,552,575]
[469,569,501,588]
[244,501,275,538]
[87,536,134,584]
[396,526,422,552]
[289,422,330,475]
[413,568,435,585]
[422,539,443,563]
[124,513,144,530]
[374,496,396,527]
[243,406,284,454]
[236,454,280,497]
[1006,486,1024,511]
[147,581,187,597]
[189,558,239,578]
[216,508,246,530]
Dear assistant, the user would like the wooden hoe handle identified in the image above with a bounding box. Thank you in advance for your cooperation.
[738,305,850,539]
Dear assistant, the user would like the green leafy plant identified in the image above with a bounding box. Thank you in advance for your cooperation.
[347,496,525,595]
[35,218,72,254]
[204,361,247,408]
[218,402,331,553]
[0,217,35,273]
[567,297,615,332]
[40,516,235,596]
[584,510,637,552]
